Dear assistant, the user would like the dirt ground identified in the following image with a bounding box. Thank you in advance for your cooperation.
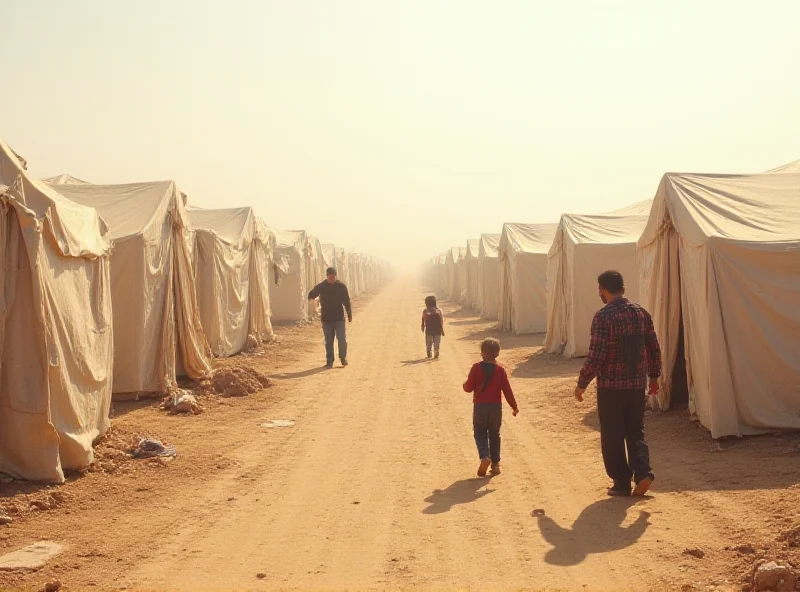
[1,278,799,592]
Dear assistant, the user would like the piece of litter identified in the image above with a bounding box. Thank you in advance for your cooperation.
[0,541,63,572]
[531,509,546,517]
[256,573,267,579]
[261,420,295,428]
[132,438,177,459]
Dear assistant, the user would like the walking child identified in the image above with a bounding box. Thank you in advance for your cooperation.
[421,295,445,359]
[462,338,519,477]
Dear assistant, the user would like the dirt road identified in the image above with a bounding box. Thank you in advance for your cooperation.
[2,278,799,592]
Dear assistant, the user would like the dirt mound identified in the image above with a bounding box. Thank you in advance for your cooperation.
[196,367,272,398]
[780,525,800,549]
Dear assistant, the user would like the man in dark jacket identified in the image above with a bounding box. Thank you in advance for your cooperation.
[308,267,352,369]
[574,270,662,497]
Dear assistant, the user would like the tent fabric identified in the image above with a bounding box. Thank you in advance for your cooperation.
[306,236,325,318]
[477,234,501,320]
[768,159,800,173]
[638,171,800,438]
[544,201,652,357]
[445,247,466,302]
[269,230,310,322]
[464,239,480,309]
[43,174,90,185]
[498,223,558,334]
[51,180,212,396]
[189,207,275,357]
[0,137,113,483]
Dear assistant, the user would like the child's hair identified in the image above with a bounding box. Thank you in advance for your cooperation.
[480,338,501,360]
[424,295,437,308]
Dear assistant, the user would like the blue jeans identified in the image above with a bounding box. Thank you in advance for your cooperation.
[473,403,502,463]
[322,321,347,364]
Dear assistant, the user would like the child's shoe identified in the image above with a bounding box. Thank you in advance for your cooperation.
[477,457,491,477]
[490,462,501,475]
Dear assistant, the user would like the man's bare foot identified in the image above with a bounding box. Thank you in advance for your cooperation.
[490,462,501,475]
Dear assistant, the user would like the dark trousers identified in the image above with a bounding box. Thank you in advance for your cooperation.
[322,321,347,364]
[597,388,653,488]
[473,403,502,463]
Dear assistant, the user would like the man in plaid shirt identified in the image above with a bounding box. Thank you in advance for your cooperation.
[574,270,662,497]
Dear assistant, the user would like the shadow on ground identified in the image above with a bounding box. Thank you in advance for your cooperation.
[273,367,330,380]
[534,497,650,566]
[422,478,495,514]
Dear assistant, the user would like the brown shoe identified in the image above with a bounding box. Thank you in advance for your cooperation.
[477,458,491,477]
[490,462,501,475]
[632,476,654,497]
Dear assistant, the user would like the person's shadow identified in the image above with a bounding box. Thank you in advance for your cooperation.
[534,498,650,566]
[273,367,330,380]
[401,359,430,366]
[422,478,495,515]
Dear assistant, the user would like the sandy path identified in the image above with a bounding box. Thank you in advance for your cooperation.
[3,278,799,592]
[120,279,740,591]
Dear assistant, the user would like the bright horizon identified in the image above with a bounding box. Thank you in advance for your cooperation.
[2,1,799,270]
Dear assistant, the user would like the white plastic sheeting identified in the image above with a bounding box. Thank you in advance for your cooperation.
[464,239,480,309]
[638,171,800,438]
[269,230,311,323]
[43,174,90,185]
[545,201,652,357]
[51,180,212,396]
[189,207,275,357]
[768,159,800,173]
[445,247,466,302]
[0,138,113,482]
[498,223,558,334]
[477,234,501,320]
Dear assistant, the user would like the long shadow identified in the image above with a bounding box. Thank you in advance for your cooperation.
[422,478,495,514]
[448,318,488,327]
[534,498,650,566]
[110,397,160,418]
[273,367,330,380]
[401,358,431,366]
[511,350,583,379]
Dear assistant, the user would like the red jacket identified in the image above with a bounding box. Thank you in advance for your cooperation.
[463,361,518,410]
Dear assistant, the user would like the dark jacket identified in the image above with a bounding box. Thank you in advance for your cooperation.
[308,280,352,323]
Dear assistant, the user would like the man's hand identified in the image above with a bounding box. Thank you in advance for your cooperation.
[648,378,660,396]
[574,387,585,402]
[348,316,353,323]
[512,408,519,417]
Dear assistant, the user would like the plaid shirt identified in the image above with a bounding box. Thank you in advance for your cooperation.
[578,297,662,390]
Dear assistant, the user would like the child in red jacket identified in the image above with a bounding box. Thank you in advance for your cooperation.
[463,338,519,477]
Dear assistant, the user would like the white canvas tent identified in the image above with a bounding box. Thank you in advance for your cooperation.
[445,247,466,302]
[544,200,652,357]
[189,207,275,357]
[498,223,558,334]
[638,171,800,438]
[51,180,212,396]
[269,230,311,322]
[477,234,501,320]
[464,239,480,309]
[43,174,90,185]
[1,138,113,482]
[768,159,800,173]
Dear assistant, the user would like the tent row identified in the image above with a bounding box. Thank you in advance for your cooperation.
[0,136,387,482]
[425,159,800,439]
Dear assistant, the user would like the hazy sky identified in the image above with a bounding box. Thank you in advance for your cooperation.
[2,1,798,268]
